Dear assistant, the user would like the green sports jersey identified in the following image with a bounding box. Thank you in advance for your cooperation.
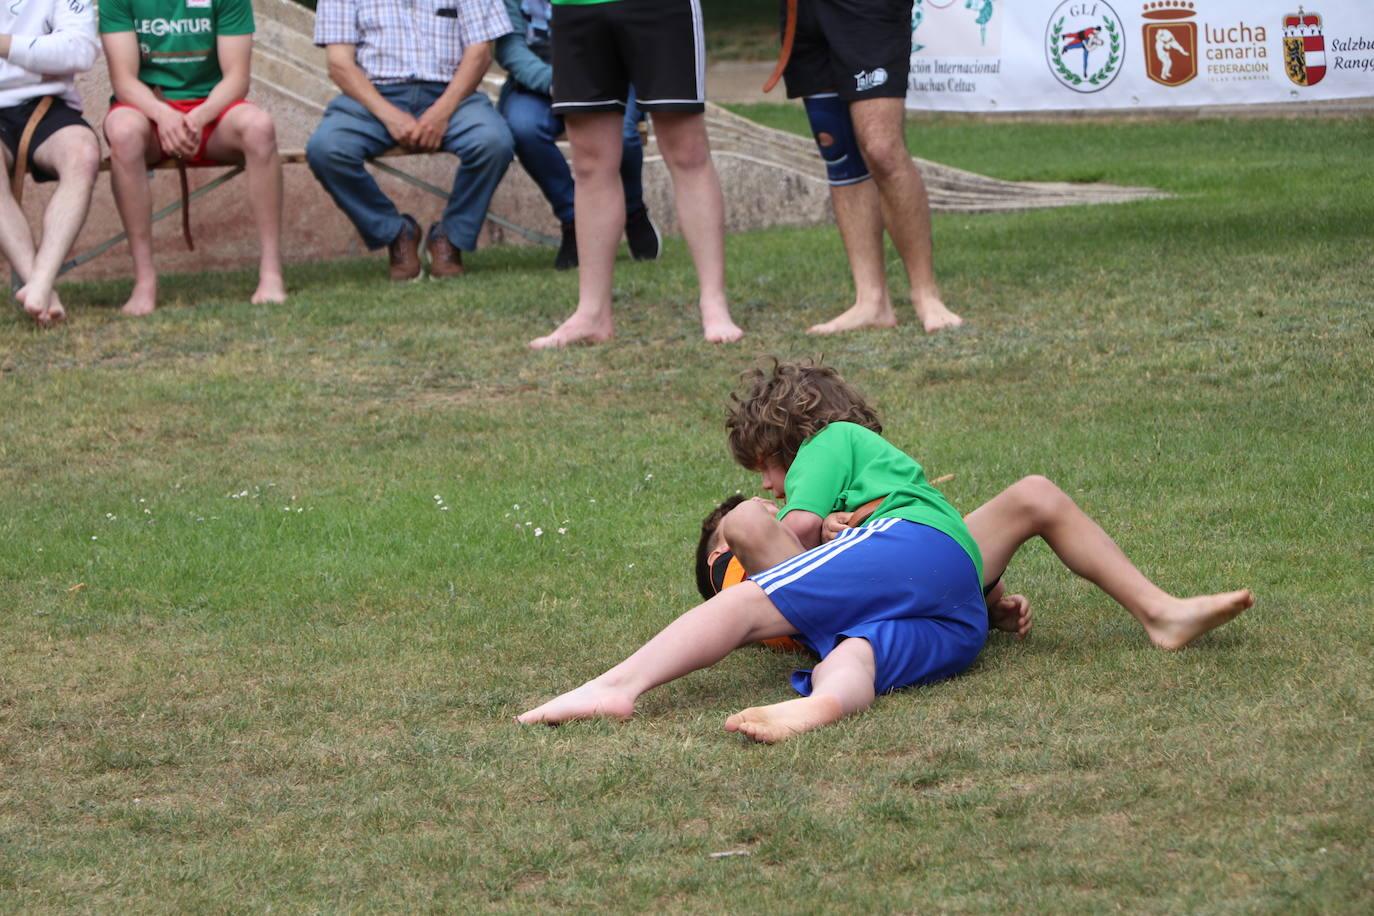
[778,422,984,585]
[98,0,255,100]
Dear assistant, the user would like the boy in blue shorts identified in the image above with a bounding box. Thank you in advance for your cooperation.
[519,362,995,741]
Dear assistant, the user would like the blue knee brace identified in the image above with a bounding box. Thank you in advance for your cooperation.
[803,94,871,186]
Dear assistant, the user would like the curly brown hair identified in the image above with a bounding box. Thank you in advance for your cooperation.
[725,360,882,469]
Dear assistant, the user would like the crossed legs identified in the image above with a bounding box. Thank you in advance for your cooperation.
[105,104,285,316]
[0,126,100,326]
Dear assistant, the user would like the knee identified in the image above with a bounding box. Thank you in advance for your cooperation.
[1010,475,1069,529]
[104,114,149,163]
[63,133,103,182]
[305,126,350,174]
[658,134,710,174]
[719,500,777,553]
[856,134,911,179]
[239,109,278,158]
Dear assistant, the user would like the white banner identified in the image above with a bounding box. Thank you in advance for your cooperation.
[905,1,1374,111]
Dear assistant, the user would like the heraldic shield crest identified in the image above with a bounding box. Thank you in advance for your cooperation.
[1284,7,1327,86]
[1141,1,1197,86]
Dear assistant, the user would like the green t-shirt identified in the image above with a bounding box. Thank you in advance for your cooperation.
[777,422,984,585]
[98,0,255,100]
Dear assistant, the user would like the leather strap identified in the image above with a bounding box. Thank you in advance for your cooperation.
[150,86,196,250]
[846,496,886,529]
[11,96,53,206]
[763,0,798,93]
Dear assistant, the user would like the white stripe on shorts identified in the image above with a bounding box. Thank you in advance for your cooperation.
[755,517,900,596]
[689,0,706,102]
[751,520,864,587]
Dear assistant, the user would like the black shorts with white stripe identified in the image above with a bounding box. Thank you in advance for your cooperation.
[551,0,707,115]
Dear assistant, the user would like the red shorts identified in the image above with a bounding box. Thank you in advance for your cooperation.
[106,97,251,166]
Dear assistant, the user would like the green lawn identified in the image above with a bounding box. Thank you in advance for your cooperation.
[1,115,1371,911]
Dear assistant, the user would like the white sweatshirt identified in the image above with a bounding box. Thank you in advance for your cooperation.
[0,0,100,110]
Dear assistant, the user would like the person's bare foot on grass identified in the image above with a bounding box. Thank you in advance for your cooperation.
[530,309,614,350]
[516,680,637,725]
[1142,589,1254,651]
[913,294,963,333]
[724,694,844,744]
[16,285,66,327]
[808,298,898,335]
[121,279,157,317]
[251,272,287,305]
[989,593,1032,640]
[700,299,743,343]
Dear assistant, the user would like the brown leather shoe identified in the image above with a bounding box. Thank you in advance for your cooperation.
[426,223,465,279]
[388,215,422,282]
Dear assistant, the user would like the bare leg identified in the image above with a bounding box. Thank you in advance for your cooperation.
[104,108,162,316]
[0,146,46,323]
[530,112,621,350]
[849,98,962,333]
[649,111,742,344]
[720,498,805,573]
[808,178,896,334]
[964,476,1253,650]
[726,636,876,743]
[16,126,102,325]
[516,581,795,724]
[204,105,286,304]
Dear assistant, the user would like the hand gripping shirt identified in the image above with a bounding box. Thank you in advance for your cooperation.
[777,422,984,586]
[98,0,255,100]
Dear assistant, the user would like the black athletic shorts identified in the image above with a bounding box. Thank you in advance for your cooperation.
[781,0,913,101]
[0,97,93,182]
[551,0,706,115]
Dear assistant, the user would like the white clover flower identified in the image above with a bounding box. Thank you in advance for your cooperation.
[534,528,543,537]
[557,528,567,535]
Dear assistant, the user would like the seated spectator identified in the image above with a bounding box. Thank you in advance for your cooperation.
[0,0,101,326]
[100,0,286,316]
[306,0,515,282]
[495,0,661,270]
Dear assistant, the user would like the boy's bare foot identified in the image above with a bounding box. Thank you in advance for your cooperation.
[251,272,288,305]
[808,300,897,335]
[530,309,614,350]
[516,681,636,725]
[989,593,1032,640]
[1142,589,1254,651]
[121,279,158,317]
[16,285,66,327]
[724,694,844,744]
[913,294,963,333]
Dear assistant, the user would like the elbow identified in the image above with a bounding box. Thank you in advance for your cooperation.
[465,42,494,72]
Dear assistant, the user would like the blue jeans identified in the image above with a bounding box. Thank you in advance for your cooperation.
[498,86,645,225]
[305,83,515,250]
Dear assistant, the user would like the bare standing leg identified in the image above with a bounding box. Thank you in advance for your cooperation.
[849,97,962,333]
[529,111,621,349]
[648,111,742,344]
[808,179,896,334]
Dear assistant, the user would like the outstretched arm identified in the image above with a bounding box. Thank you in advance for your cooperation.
[1,0,99,75]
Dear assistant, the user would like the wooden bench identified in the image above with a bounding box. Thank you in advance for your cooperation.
[11,146,557,287]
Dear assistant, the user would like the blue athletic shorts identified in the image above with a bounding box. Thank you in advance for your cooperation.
[751,518,988,696]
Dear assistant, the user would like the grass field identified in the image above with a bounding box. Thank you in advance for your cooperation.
[2,114,1372,911]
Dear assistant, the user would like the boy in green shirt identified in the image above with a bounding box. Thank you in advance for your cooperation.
[100,0,286,315]
[520,363,995,741]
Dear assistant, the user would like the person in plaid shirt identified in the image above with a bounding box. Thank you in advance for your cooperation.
[306,0,516,281]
